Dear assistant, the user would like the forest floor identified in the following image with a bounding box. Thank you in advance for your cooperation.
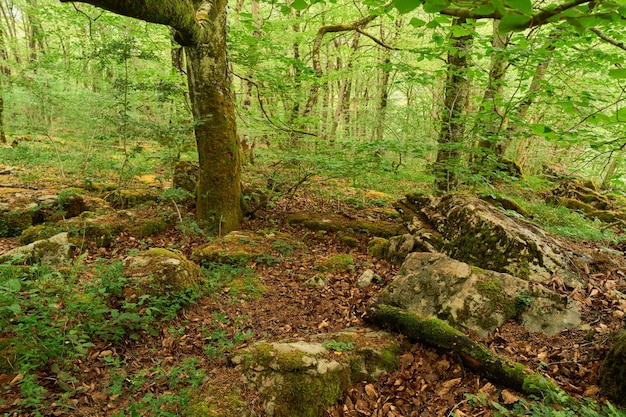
[1,184,625,416]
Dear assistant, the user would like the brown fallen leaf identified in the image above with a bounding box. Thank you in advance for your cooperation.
[438,377,462,396]
[364,383,378,399]
[501,389,519,404]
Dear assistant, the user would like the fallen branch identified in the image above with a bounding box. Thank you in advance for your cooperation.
[365,304,575,403]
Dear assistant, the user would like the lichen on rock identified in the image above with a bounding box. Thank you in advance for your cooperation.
[378,252,580,337]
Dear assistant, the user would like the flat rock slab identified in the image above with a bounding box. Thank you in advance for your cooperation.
[378,252,581,337]
[0,232,72,265]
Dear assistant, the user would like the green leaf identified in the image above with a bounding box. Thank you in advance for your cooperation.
[291,0,308,10]
[498,13,531,32]
[423,0,450,13]
[393,0,421,13]
[3,278,21,292]
[609,68,626,79]
[410,17,427,27]
[532,124,554,136]
[473,3,496,14]
[505,0,532,14]
[7,303,21,314]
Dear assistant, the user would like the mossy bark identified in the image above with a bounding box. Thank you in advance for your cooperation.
[366,304,572,402]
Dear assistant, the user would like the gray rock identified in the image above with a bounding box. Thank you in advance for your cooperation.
[356,269,379,289]
[394,193,583,287]
[379,252,580,337]
[0,232,72,265]
[230,328,402,417]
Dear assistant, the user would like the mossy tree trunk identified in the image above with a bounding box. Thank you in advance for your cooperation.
[434,18,473,193]
[59,0,242,233]
[366,304,573,402]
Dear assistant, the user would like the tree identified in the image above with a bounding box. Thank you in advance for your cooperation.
[59,0,242,234]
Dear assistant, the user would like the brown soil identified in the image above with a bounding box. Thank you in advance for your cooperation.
[0,191,624,416]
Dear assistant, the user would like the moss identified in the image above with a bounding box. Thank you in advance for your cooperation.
[275,350,307,372]
[340,235,359,248]
[131,219,168,237]
[599,331,626,406]
[476,277,503,293]
[0,210,35,237]
[288,213,403,237]
[368,237,389,259]
[317,254,354,272]
[273,368,350,417]
[187,386,245,417]
[18,224,59,245]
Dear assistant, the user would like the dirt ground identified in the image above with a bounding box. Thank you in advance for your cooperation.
[1,190,625,416]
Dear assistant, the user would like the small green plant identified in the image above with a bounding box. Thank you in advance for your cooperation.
[322,339,354,352]
[201,313,254,359]
[463,393,626,417]
[272,240,295,256]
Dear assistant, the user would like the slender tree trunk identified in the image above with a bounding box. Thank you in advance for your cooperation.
[434,18,474,193]
[26,0,45,62]
[475,20,509,156]
[508,36,557,168]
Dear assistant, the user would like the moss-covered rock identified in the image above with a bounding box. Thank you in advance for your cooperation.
[379,252,580,337]
[104,189,160,209]
[316,254,353,272]
[230,328,402,417]
[18,224,60,245]
[0,232,72,265]
[123,248,203,301]
[599,331,626,406]
[397,193,580,286]
[65,213,125,248]
[192,231,302,266]
[368,237,389,259]
[130,218,169,237]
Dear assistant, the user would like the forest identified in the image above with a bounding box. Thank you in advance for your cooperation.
[0,0,626,416]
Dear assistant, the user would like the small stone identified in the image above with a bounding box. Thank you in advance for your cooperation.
[356,269,379,289]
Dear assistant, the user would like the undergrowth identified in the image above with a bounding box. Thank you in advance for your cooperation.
[0,256,256,413]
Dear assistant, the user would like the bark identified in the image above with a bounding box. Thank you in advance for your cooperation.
[434,18,473,193]
[508,34,557,168]
[59,0,206,46]
[366,304,574,402]
[476,20,510,157]
[26,0,46,62]
[61,0,243,233]
[184,0,242,234]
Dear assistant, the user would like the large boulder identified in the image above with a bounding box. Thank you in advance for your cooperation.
[394,193,581,287]
[378,252,581,337]
[230,328,402,417]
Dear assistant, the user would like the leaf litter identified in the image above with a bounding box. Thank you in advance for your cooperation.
[0,191,624,416]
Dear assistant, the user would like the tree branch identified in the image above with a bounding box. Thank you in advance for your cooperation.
[59,0,204,45]
[440,0,595,29]
[590,27,626,51]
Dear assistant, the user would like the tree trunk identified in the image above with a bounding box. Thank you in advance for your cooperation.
[60,0,243,233]
[184,27,242,234]
[434,18,474,193]
[366,304,573,402]
[475,20,509,157]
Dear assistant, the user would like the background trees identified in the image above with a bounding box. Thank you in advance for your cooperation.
[0,0,621,208]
